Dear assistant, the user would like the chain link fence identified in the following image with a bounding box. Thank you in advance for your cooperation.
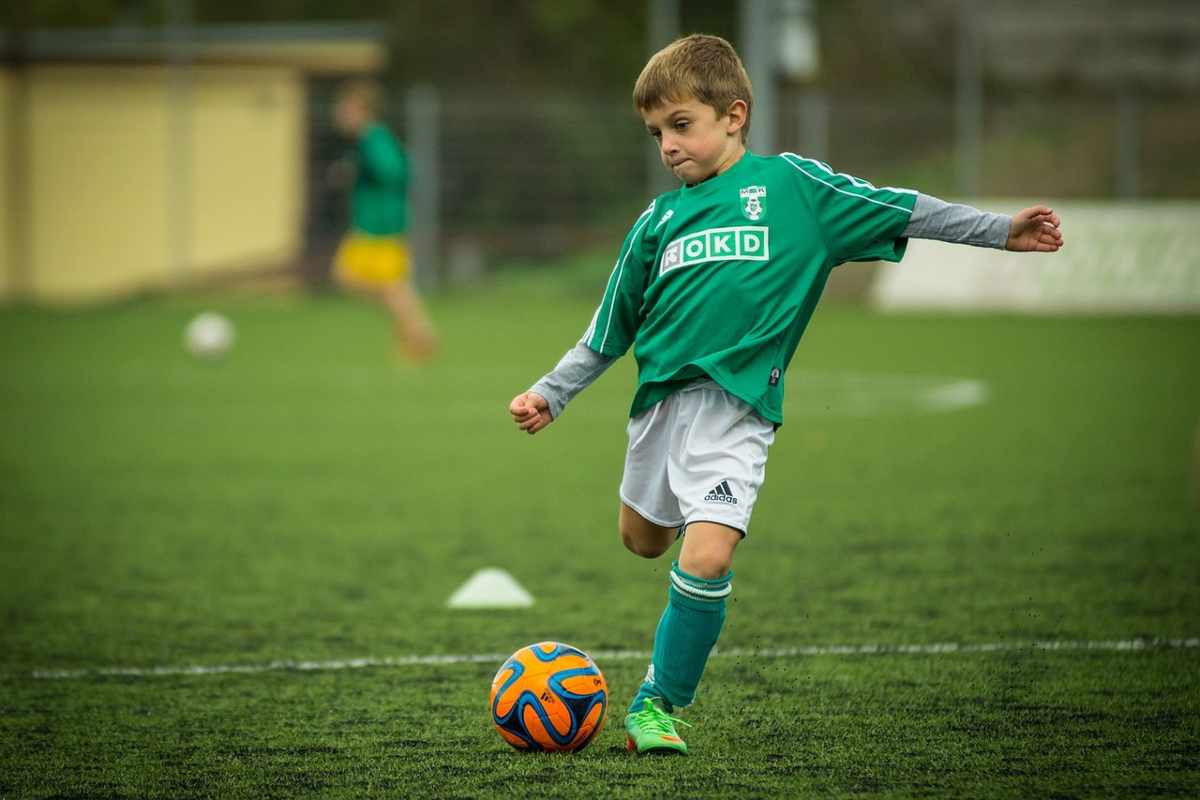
[301,81,1198,288]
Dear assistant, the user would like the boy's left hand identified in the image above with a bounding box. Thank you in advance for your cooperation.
[1007,205,1063,252]
[509,392,553,435]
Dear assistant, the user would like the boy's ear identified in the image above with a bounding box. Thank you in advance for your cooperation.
[724,100,749,135]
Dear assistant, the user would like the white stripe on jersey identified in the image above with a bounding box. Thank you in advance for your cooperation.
[788,154,918,196]
[780,153,916,213]
[783,152,918,196]
[595,201,655,353]
[581,308,598,344]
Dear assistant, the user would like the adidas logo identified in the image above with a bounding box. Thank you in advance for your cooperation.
[703,480,739,505]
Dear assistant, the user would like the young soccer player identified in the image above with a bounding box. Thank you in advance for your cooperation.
[509,34,1062,755]
[332,80,437,361]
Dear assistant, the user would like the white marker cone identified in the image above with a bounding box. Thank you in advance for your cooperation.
[447,568,534,609]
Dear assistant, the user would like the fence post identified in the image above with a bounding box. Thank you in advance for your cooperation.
[405,85,440,292]
[1116,84,1140,199]
[955,0,982,198]
[740,0,778,157]
[166,0,194,286]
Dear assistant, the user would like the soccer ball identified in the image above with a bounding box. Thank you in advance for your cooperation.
[184,312,234,359]
[490,642,607,752]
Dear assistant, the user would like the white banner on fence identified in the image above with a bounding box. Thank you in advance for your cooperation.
[871,202,1200,313]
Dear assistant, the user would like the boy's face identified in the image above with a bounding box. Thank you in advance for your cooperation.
[335,96,368,136]
[641,97,746,185]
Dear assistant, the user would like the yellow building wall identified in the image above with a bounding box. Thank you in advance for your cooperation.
[25,64,305,302]
[189,68,304,275]
[0,69,13,301]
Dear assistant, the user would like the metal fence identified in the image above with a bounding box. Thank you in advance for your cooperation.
[302,80,1200,290]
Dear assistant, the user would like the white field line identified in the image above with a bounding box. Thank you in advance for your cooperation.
[24,637,1199,681]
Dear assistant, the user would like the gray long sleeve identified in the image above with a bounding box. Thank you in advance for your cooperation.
[529,339,616,420]
[903,193,1010,249]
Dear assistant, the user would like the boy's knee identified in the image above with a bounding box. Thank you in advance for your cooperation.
[619,527,671,559]
[617,512,673,559]
[679,549,731,579]
[677,523,741,579]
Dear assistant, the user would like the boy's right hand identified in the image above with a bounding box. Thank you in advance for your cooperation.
[509,392,553,435]
[1006,205,1063,252]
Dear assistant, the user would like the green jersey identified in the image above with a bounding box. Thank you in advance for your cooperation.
[585,151,916,425]
[351,123,408,236]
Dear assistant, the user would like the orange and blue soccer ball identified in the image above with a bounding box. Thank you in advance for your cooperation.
[489,641,608,752]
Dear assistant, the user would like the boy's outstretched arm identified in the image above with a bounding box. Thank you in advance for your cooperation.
[903,194,1063,252]
[509,339,616,436]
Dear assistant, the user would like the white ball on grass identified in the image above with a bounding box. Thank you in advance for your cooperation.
[184,312,235,359]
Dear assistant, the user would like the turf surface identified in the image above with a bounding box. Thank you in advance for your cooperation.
[2,272,1198,798]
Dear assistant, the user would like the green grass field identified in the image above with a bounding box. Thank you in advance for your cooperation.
[2,271,1198,799]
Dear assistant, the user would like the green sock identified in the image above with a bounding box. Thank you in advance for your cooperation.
[628,561,731,714]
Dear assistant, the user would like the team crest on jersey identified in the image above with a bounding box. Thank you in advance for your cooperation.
[739,185,767,221]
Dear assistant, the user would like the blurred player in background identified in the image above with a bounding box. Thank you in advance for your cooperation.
[332,80,437,361]
[510,34,1063,756]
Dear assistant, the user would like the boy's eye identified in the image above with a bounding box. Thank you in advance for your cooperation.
[674,120,690,131]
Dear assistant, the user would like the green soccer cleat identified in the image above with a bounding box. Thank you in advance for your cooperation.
[624,698,691,755]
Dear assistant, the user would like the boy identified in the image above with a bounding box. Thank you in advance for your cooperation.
[509,34,1062,755]
[332,80,437,361]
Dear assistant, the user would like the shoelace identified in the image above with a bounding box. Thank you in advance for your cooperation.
[633,699,692,735]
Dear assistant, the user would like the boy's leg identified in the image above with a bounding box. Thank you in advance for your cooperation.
[618,396,684,557]
[618,503,677,559]
[383,279,437,361]
[627,383,773,754]
[332,235,436,361]
[625,522,738,754]
[629,522,739,714]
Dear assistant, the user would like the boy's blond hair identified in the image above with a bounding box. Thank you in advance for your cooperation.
[633,34,754,140]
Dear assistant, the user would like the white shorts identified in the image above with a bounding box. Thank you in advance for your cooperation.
[619,380,775,535]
